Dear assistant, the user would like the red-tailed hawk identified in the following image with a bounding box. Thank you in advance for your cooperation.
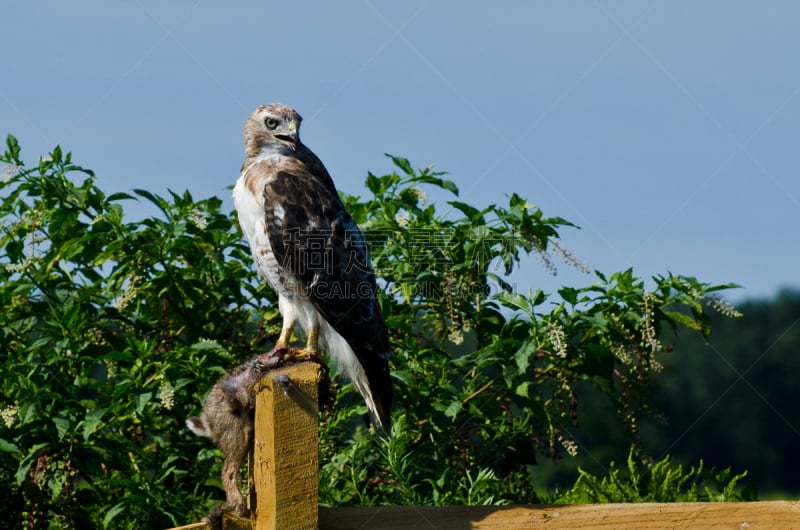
[232,103,392,432]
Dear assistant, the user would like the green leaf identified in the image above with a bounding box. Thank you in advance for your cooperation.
[190,340,224,350]
[705,282,742,293]
[432,177,459,195]
[0,438,21,455]
[559,286,579,305]
[5,133,21,162]
[494,292,531,314]
[515,381,531,398]
[102,501,127,529]
[107,191,137,201]
[365,172,382,194]
[386,154,414,176]
[16,443,49,486]
[133,188,170,217]
[53,416,73,440]
[444,400,463,419]
[514,341,536,373]
[447,200,482,221]
[81,407,107,441]
[135,391,153,414]
[663,310,703,332]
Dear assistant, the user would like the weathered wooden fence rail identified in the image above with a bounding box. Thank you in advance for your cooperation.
[170,363,800,529]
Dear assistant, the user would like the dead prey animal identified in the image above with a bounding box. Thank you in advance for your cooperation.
[186,347,309,517]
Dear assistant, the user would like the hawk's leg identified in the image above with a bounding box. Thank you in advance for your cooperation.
[276,321,320,363]
[275,297,319,362]
[275,324,295,349]
[304,323,319,354]
[290,319,320,362]
[275,295,298,349]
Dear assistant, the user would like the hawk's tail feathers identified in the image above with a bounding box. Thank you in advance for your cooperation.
[354,378,392,435]
[352,350,393,435]
[319,320,393,434]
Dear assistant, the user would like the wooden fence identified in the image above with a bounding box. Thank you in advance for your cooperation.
[170,362,800,530]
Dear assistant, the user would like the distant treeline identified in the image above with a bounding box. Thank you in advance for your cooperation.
[650,288,800,496]
[552,289,800,497]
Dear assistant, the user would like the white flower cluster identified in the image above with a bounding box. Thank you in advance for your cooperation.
[395,210,410,227]
[548,322,568,358]
[448,327,464,345]
[534,244,557,276]
[615,345,634,365]
[190,209,208,230]
[113,274,140,311]
[86,327,108,346]
[641,294,661,353]
[648,357,664,373]
[711,298,743,318]
[158,380,175,410]
[5,257,36,274]
[2,164,21,183]
[1,405,19,428]
[552,241,591,274]
[413,187,427,206]
[104,359,118,379]
[559,434,579,457]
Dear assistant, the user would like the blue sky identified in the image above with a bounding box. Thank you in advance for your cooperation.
[2,1,798,303]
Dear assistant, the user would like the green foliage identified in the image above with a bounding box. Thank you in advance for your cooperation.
[319,155,741,506]
[0,137,746,527]
[548,450,755,503]
[0,135,273,527]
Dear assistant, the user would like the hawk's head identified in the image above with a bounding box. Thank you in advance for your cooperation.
[244,103,303,158]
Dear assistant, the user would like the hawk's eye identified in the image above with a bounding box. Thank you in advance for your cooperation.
[265,118,279,130]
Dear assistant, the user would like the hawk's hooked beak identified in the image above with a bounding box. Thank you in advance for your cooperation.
[274,122,299,151]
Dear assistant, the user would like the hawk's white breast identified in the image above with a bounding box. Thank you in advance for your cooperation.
[233,164,295,297]
[233,162,323,344]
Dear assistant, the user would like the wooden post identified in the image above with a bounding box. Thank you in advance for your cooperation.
[252,362,321,530]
